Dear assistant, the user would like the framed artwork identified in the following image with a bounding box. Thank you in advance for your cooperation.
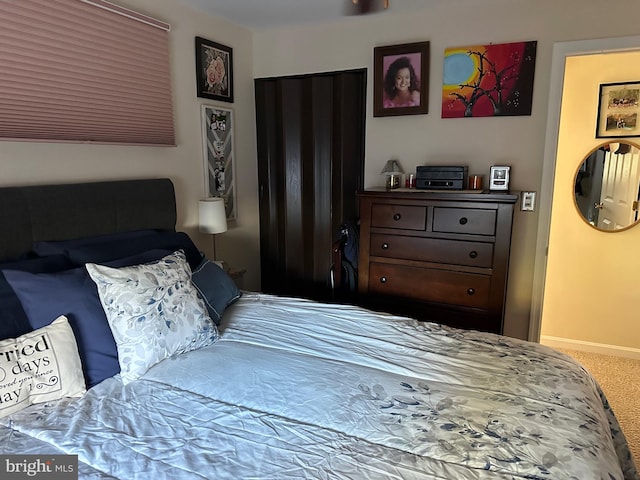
[596,81,640,138]
[442,41,537,118]
[373,41,429,117]
[489,165,510,191]
[195,36,233,103]
[202,105,237,220]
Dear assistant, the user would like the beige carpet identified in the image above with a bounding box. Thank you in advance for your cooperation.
[558,349,639,467]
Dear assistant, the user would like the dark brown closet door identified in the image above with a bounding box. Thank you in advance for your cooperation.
[255,69,366,301]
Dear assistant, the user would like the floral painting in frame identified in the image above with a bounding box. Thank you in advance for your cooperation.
[202,105,237,220]
[195,36,233,103]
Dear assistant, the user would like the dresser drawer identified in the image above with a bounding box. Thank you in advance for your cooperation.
[433,207,496,235]
[371,204,426,230]
[368,263,490,309]
[370,234,493,267]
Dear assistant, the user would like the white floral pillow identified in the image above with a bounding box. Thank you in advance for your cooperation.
[86,250,218,384]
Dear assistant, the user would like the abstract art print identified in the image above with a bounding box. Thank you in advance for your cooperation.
[202,105,236,220]
[442,41,537,118]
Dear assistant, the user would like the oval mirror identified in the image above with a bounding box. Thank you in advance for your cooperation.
[574,141,640,232]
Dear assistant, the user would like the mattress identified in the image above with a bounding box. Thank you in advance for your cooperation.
[1,292,637,479]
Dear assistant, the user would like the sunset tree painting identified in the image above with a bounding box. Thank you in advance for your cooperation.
[442,41,537,118]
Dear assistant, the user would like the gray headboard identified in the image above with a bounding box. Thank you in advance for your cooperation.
[0,178,177,261]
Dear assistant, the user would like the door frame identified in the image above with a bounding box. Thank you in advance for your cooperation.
[529,35,640,342]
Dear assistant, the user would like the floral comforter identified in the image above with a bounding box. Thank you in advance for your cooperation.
[2,292,637,479]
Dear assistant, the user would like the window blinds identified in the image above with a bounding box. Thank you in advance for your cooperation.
[0,0,175,145]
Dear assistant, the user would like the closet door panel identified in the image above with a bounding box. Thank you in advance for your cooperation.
[256,69,365,301]
[281,78,304,283]
[310,76,333,285]
[256,79,283,290]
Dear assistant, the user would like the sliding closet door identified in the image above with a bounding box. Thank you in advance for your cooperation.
[255,69,366,301]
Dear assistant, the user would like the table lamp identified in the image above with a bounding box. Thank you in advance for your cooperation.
[381,159,404,189]
[198,197,227,262]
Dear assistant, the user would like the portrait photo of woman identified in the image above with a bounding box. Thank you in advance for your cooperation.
[383,55,421,108]
[374,41,429,117]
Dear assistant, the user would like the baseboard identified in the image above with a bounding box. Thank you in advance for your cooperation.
[540,336,640,360]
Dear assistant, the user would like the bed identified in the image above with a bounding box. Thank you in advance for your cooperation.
[0,178,637,480]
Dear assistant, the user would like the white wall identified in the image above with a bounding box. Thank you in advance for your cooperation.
[252,0,640,339]
[0,0,261,290]
[4,0,640,340]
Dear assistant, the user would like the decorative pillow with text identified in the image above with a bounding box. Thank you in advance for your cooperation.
[0,316,86,418]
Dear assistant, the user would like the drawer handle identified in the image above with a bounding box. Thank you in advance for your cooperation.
[393,213,402,221]
[467,288,475,295]
[469,250,478,259]
[381,242,389,250]
[380,276,388,284]
[459,217,468,225]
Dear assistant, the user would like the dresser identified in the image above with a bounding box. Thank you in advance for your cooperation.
[357,189,518,334]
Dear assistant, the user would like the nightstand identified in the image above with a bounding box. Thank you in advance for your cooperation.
[228,268,246,289]
[213,260,246,289]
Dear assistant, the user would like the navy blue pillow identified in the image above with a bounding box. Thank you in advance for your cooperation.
[5,268,118,389]
[33,229,162,257]
[4,249,171,388]
[66,231,202,270]
[0,255,73,340]
[191,259,241,325]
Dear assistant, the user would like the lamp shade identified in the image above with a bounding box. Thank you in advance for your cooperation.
[380,159,404,175]
[198,198,227,234]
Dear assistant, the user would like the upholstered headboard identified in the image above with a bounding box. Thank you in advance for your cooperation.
[0,178,177,261]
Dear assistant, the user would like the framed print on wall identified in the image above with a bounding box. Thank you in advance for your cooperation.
[202,105,237,220]
[596,81,640,138]
[373,41,429,117]
[195,36,234,103]
[441,41,537,118]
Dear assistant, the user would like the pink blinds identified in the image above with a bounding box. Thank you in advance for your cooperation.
[0,0,175,145]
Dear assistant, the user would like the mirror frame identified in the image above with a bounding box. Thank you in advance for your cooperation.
[573,140,640,232]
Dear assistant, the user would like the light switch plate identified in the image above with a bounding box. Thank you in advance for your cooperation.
[521,191,536,211]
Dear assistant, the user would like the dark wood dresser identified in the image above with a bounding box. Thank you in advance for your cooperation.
[357,189,518,334]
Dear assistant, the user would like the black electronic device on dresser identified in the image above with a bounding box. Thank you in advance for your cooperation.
[357,189,518,334]
[415,165,468,190]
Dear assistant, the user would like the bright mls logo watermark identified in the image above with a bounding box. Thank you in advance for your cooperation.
[0,455,77,479]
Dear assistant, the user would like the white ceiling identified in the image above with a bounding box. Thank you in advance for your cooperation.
[179,0,430,30]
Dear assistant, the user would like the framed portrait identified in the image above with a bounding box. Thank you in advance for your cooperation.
[195,36,234,103]
[202,105,237,220]
[489,166,510,191]
[373,41,429,117]
[596,81,640,138]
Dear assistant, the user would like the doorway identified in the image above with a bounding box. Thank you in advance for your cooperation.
[530,35,640,357]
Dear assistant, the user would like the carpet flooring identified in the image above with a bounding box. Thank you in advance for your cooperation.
[558,349,639,468]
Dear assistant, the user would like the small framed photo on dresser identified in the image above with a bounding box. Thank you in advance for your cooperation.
[489,166,510,191]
